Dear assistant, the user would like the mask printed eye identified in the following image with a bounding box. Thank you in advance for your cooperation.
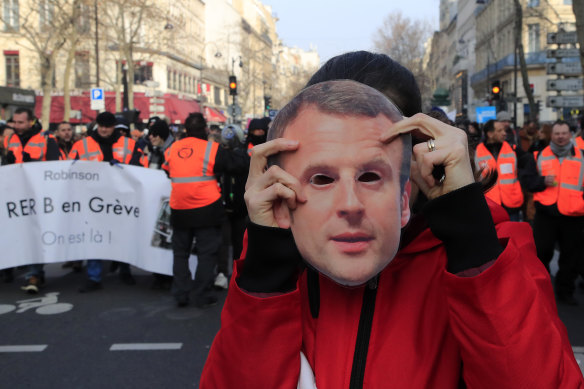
[310,174,334,186]
[358,172,381,183]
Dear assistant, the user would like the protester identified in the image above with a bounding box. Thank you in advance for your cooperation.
[3,108,59,293]
[521,120,584,306]
[69,111,146,292]
[475,119,525,221]
[245,117,269,155]
[162,113,248,307]
[200,60,582,387]
[215,124,250,288]
[496,110,516,145]
[55,121,74,160]
[147,118,175,290]
[528,122,552,153]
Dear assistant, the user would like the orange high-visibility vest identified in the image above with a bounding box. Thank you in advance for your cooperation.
[533,145,584,216]
[575,136,584,151]
[163,137,221,210]
[69,136,136,164]
[476,141,524,208]
[4,131,54,163]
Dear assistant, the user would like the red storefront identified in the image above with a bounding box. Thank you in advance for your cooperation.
[35,91,201,125]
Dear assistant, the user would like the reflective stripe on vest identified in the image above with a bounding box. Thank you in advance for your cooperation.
[113,137,133,164]
[5,132,49,163]
[167,138,221,209]
[534,145,584,216]
[171,176,216,183]
[476,142,523,208]
[77,138,102,160]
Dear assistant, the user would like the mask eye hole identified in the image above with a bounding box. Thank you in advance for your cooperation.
[310,174,334,186]
[358,172,381,183]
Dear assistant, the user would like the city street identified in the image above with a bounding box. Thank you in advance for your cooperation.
[0,257,583,388]
[0,264,225,388]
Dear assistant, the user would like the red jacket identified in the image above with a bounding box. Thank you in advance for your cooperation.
[201,200,583,388]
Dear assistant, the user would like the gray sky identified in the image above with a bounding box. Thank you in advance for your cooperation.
[264,1,440,64]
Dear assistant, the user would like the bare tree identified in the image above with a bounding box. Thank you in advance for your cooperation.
[373,11,432,101]
[99,0,160,111]
[0,0,78,127]
[514,0,538,121]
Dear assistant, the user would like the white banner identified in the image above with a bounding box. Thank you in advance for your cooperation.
[0,160,196,275]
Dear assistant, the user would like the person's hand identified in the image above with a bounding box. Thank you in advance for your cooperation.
[544,175,557,187]
[244,139,306,228]
[5,150,16,164]
[381,113,474,200]
[22,151,31,162]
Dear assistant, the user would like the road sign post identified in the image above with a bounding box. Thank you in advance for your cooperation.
[90,88,105,111]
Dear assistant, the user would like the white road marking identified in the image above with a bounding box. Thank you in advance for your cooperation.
[0,345,47,352]
[109,343,183,351]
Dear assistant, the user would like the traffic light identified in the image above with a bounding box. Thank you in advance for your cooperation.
[229,75,237,96]
[264,95,271,111]
[491,80,501,101]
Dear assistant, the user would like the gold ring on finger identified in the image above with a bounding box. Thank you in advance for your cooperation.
[427,138,436,152]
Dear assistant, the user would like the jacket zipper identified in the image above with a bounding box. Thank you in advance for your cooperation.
[348,276,378,389]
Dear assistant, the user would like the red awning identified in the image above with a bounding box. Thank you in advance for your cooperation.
[204,106,227,123]
[34,92,200,125]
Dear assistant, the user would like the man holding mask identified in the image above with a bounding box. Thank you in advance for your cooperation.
[201,81,582,388]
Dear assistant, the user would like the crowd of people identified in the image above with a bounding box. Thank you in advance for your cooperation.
[447,111,584,305]
[1,50,584,387]
[0,106,269,308]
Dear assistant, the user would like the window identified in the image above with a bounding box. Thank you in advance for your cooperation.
[134,62,153,85]
[172,71,177,90]
[39,0,54,30]
[527,0,539,7]
[528,24,540,53]
[224,89,228,105]
[167,68,171,89]
[564,0,572,4]
[214,86,221,105]
[75,3,90,34]
[75,52,90,88]
[3,0,19,31]
[5,52,19,87]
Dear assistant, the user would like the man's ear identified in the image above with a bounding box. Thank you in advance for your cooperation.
[400,180,411,228]
[274,199,292,229]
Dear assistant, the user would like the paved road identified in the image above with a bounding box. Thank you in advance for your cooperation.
[0,264,224,388]
[1,259,583,388]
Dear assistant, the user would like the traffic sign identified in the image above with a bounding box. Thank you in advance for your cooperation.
[546,95,584,108]
[546,79,584,91]
[149,105,165,113]
[547,48,580,58]
[150,98,165,105]
[546,62,582,76]
[90,88,105,111]
[268,109,278,119]
[228,104,241,117]
[475,106,497,124]
[547,31,578,45]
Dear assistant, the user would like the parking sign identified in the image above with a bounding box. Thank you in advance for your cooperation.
[90,88,105,111]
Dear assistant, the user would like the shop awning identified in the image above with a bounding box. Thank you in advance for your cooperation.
[34,92,201,125]
[204,106,227,123]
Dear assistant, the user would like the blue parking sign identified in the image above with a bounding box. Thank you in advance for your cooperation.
[91,88,104,101]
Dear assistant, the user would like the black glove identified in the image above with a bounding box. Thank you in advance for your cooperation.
[22,151,31,162]
[5,150,16,164]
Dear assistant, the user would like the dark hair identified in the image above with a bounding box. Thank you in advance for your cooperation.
[184,113,207,140]
[150,119,170,140]
[268,80,411,193]
[482,119,495,137]
[58,121,71,128]
[14,107,34,121]
[307,51,421,117]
